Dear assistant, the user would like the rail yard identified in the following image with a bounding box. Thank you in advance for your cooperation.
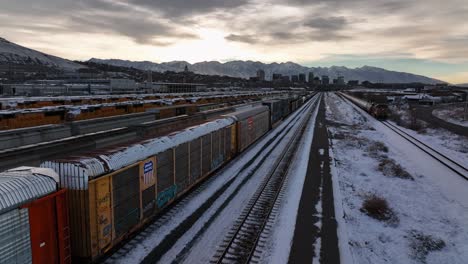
[0,89,467,264]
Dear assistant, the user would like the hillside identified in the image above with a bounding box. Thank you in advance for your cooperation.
[0,37,83,71]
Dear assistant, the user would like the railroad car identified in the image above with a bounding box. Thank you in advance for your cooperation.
[0,167,70,264]
[262,99,283,127]
[341,92,390,119]
[41,118,236,262]
[224,105,270,153]
[0,92,283,130]
[40,104,273,262]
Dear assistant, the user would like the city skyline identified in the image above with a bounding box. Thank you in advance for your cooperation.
[1,0,468,83]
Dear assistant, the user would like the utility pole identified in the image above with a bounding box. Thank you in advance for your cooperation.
[464,99,467,121]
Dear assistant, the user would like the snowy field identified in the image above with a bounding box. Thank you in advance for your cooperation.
[390,105,467,167]
[433,107,468,127]
[326,92,468,264]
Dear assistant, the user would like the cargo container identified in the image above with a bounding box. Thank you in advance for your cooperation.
[0,167,70,264]
[146,104,197,119]
[225,105,270,152]
[262,100,283,127]
[41,118,235,262]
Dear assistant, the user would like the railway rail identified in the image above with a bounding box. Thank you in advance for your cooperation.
[104,94,321,263]
[211,95,318,264]
[338,92,468,181]
[381,121,468,180]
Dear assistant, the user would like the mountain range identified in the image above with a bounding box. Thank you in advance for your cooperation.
[0,37,443,84]
[89,58,443,84]
[0,37,83,71]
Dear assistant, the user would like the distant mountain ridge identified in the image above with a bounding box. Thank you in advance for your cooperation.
[89,58,443,84]
[0,37,83,70]
[0,37,444,84]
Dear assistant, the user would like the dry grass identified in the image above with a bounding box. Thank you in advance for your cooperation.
[367,141,389,158]
[408,230,446,263]
[360,195,399,225]
[378,158,414,180]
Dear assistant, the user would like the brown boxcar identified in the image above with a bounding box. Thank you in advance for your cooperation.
[42,118,236,262]
[225,105,270,152]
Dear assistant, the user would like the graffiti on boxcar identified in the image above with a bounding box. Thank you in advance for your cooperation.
[157,185,178,208]
[96,178,112,248]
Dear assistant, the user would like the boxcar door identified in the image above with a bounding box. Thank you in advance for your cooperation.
[28,198,59,264]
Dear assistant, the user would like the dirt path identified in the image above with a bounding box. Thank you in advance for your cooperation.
[288,97,340,264]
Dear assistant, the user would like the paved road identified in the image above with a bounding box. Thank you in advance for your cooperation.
[288,97,340,264]
[413,105,468,137]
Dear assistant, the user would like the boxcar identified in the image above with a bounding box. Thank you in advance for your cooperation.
[146,105,197,119]
[262,100,283,127]
[41,118,236,262]
[0,167,70,264]
[225,105,270,153]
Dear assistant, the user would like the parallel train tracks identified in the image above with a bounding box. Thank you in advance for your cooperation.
[381,121,468,180]
[338,92,468,181]
[211,95,318,264]
[105,94,321,263]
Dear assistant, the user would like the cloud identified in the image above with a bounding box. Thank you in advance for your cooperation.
[1,0,468,70]
[0,0,198,45]
[225,34,260,44]
[304,17,348,31]
[224,14,352,45]
[128,0,250,17]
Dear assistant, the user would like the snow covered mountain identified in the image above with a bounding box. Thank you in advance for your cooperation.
[0,37,83,71]
[89,58,442,84]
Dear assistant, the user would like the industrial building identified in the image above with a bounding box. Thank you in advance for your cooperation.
[321,75,330,85]
[0,79,137,96]
[257,69,266,81]
[140,82,207,93]
[299,73,306,83]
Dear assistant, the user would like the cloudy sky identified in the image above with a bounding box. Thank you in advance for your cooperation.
[1,0,468,83]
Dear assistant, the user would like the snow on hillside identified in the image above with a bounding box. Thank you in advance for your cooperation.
[89,58,442,84]
[0,37,83,70]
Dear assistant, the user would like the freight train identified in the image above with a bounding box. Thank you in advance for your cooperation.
[0,91,280,110]
[31,94,311,263]
[340,92,390,119]
[0,167,70,264]
[0,92,280,130]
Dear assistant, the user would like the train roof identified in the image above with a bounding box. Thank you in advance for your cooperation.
[41,117,234,189]
[224,105,269,121]
[0,167,58,214]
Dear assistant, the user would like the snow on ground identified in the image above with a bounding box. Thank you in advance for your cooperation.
[109,94,319,263]
[392,124,468,167]
[433,107,468,128]
[388,105,467,166]
[164,96,320,264]
[326,92,468,264]
[259,94,321,264]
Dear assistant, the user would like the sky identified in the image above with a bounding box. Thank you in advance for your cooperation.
[1,0,468,83]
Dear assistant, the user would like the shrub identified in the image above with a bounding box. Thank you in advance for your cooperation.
[360,195,398,225]
[409,230,446,263]
[378,159,414,180]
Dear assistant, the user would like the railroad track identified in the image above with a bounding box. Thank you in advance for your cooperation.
[105,94,321,263]
[381,121,468,180]
[337,92,468,181]
[211,95,318,264]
